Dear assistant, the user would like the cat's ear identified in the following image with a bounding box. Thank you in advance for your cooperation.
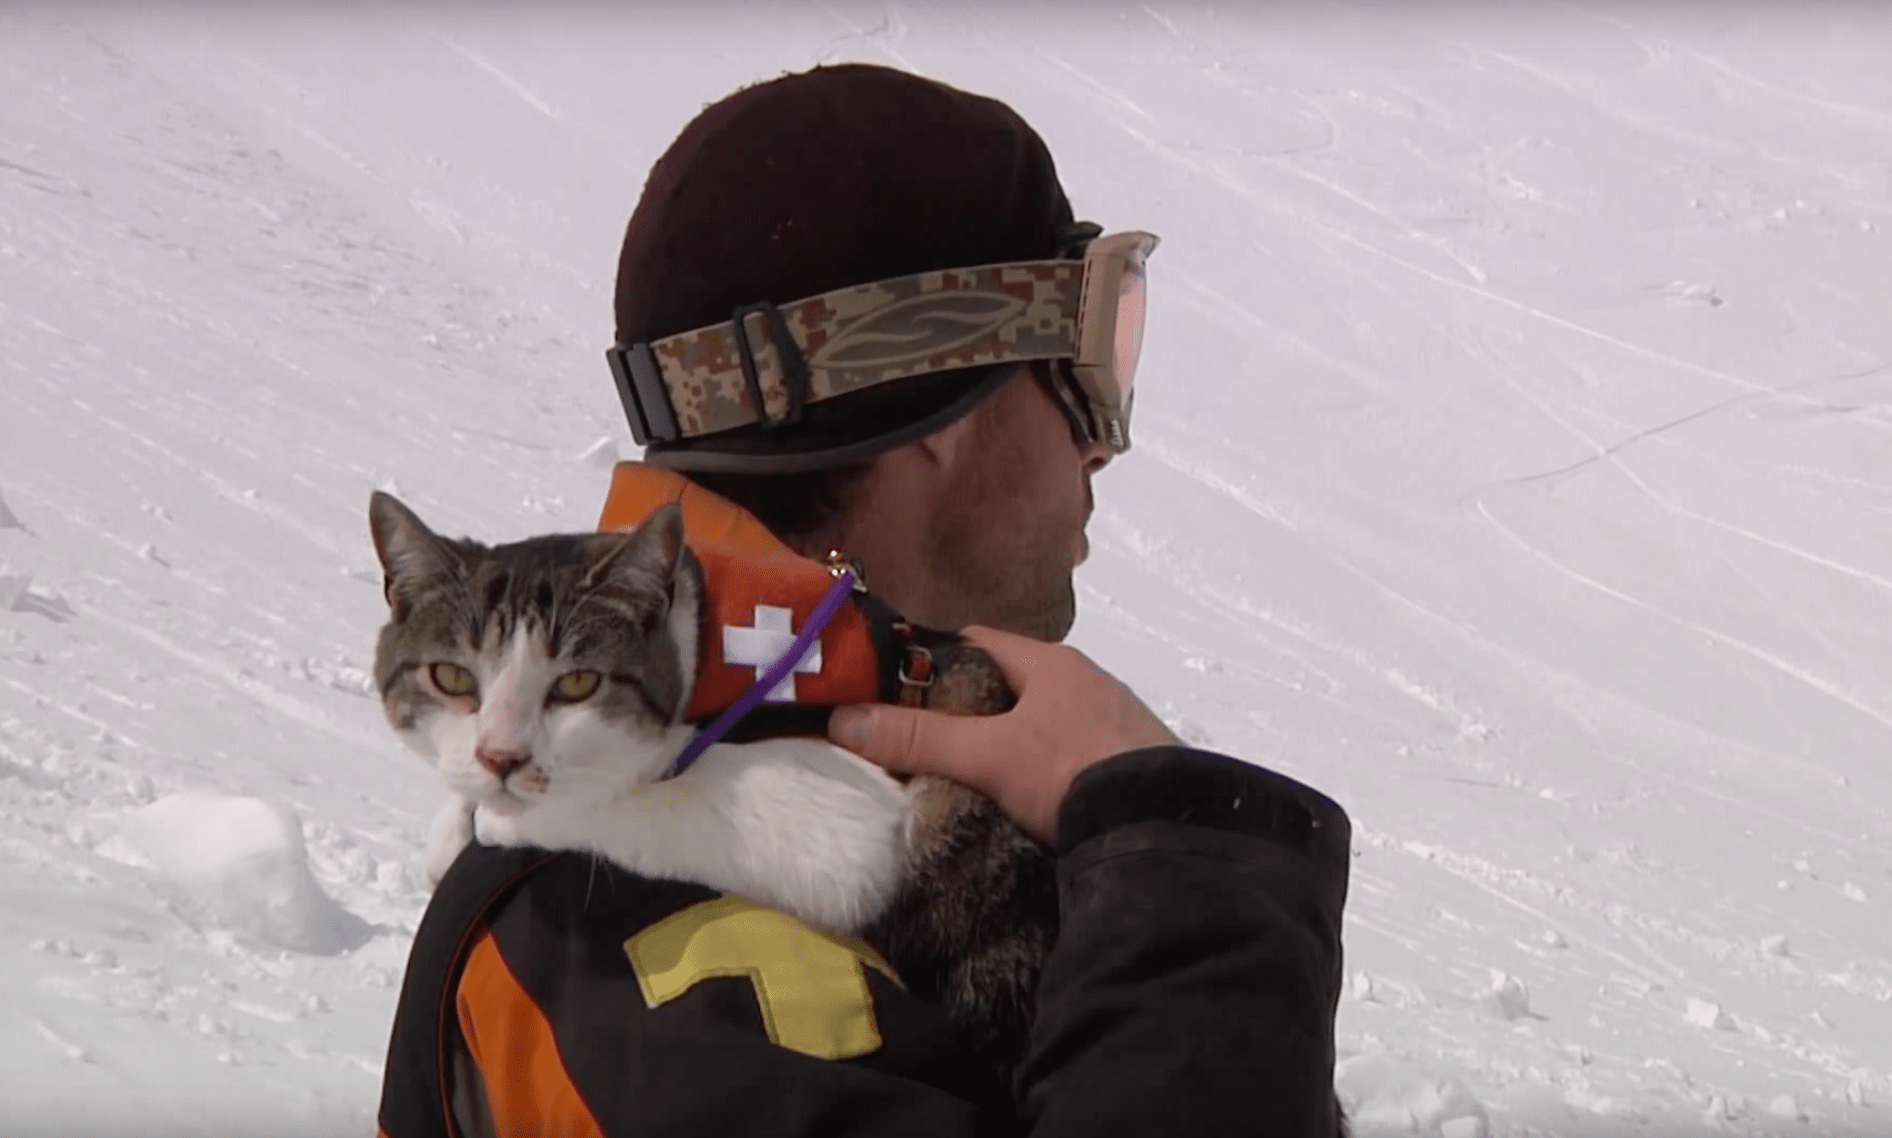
[639,502,688,578]
[584,502,687,592]
[368,491,463,611]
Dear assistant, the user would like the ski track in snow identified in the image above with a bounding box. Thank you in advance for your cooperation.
[3,5,1891,1136]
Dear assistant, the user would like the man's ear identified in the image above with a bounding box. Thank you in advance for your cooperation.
[913,400,983,469]
[914,362,1028,469]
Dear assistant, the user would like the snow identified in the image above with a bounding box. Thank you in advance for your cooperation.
[2,2,1890,1135]
[1478,968,1535,1023]
[103,792,376,957]
[1686,998,1739,1033]
[1337,1051,1492,1138]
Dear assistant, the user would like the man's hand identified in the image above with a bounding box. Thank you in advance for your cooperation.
[827,626,1179,846]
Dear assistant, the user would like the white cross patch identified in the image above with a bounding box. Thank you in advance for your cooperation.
[723,604,823,702]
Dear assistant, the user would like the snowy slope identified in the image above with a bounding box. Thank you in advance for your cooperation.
[2,3,1889,1135]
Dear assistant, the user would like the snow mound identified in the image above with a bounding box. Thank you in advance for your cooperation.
[1475,969,1531,1021]
[110,792,373,955]
[0,557,73,621]
[1336,1053,1489,1137]
[1349,969,1379,1003]
[1685,998,1738,1031]
[0,560,32,611]
[1767,1093,1804,1120]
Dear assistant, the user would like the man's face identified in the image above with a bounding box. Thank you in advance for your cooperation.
[925,369,1115,642]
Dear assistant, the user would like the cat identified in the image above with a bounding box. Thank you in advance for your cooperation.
[368,490,1053,1078]
[368,491,1348,1133]
[369,491,922,935]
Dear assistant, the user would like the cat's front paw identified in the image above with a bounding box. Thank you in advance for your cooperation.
[422,795,476,891]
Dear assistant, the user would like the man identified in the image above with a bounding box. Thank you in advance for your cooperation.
[378,63,1350,1137]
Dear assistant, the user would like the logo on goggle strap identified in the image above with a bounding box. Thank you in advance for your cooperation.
[809,293,1028,370]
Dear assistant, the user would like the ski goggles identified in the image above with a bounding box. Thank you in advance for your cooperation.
[607,226,1159,455]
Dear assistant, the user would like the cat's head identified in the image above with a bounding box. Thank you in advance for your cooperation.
[368,492,702,815]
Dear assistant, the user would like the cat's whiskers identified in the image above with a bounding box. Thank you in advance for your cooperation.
[482,730,679,807]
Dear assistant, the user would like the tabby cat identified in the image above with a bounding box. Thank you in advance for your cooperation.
[368,491,1050,1079]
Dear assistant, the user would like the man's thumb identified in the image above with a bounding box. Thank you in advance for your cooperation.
[828,704,977,778]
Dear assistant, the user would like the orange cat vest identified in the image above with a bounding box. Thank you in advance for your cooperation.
[597,461,885,722]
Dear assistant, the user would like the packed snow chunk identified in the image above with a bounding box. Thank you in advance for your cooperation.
[0,486,22,530]
[1760,934,1791,957]
[1566,1090,1639,1120]
[1476,969,1531,1021]
[1768,1093,1805,1121]
[1336,1053,1488,1137]
[1,566,72,620]
[0,560,31,611]
[1845,1080,1869,1107]
[1661,280,1724,307]
[1685,998,1737,1031]
[114,792,373,955]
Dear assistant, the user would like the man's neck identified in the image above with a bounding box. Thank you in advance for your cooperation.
[788,516,950,632]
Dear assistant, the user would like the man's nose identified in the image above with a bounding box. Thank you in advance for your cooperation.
[475,743,529,780]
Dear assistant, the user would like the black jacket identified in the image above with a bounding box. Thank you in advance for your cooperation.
[376,746,1351,1137]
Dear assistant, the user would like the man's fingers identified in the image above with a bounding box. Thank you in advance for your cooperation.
[828,704,991,781]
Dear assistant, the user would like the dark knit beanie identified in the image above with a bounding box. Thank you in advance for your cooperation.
[613,63,1077,473]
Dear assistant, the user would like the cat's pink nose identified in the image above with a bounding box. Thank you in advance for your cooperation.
[475,744,529,780]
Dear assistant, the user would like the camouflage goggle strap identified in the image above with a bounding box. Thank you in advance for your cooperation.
[610,260,1086,445]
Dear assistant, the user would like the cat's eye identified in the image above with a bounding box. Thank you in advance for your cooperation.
[429,662,478,697]
[550,670,602,703]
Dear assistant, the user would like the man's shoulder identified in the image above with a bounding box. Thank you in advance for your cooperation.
[1059,745,1351,861]
[382,843,1001,1137]
[442,845,967,1066]
[431,845,1004,1132]
[469,847,903,1050]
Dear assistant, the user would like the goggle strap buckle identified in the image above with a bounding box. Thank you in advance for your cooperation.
[731,301,809,432]
[607,341,680,446]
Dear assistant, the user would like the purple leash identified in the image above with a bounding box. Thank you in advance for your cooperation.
[664,571,858,779]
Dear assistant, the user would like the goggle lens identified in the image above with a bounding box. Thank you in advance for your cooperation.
[1113,260,1148,402]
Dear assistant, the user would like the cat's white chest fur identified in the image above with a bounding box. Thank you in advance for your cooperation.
[426,737,912,935]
